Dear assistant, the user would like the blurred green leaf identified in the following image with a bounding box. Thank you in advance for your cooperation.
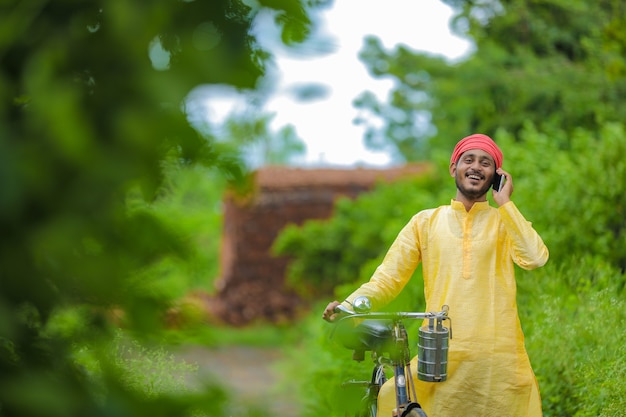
[0,0,320,415]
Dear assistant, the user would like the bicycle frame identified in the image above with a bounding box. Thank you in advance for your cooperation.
[334,302,450,417]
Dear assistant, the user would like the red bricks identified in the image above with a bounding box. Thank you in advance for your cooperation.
[207,164,428,325]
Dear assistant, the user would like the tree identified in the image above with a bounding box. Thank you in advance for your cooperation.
[0,0,323,415]
[354,0,626,161]
[224,111,307,168]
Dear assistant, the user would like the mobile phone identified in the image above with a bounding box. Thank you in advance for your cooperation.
[492,173,504,192]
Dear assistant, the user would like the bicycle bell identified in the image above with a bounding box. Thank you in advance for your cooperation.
[352,296,372,313]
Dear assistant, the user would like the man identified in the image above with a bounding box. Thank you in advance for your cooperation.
[323,134,549,417]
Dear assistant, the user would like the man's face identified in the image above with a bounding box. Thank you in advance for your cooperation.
[450,149,496,199]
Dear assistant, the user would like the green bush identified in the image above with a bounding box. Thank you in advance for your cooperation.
[275,122,626,300]
[128,164,228,296]
[275,123,626,416]
[0,1,318,415]
[68,330,203,398]
[281,261,625,417]
[273,173,447,300]
[518,259,626,416]
[277,300,372,417]
[496,123,626,273]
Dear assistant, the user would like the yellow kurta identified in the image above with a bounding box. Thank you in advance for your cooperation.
[345,200,549,417]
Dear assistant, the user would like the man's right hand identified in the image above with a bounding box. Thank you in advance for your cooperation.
[322,300,341,322]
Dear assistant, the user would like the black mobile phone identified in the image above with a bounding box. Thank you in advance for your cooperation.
[492,173,504,192]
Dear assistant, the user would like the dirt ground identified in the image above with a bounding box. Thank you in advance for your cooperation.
[176,345,299,417]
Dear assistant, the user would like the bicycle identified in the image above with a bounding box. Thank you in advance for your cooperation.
[331,296,451,417]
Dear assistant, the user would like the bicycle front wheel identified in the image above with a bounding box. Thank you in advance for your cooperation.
[359,365,387,417]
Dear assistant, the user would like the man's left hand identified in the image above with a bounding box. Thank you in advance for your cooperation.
[492,168,513,206]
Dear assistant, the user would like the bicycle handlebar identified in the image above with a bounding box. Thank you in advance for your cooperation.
[333,304,450,323]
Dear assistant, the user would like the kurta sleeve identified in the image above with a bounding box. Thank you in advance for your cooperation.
[499,201,549,269]
[345,215,422,310]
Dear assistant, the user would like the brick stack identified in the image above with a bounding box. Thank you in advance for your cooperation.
[207,164,428,326]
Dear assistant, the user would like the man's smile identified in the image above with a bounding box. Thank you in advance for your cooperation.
[466,172,485,182]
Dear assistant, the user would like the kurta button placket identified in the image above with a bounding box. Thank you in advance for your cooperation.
[462,213,473,279]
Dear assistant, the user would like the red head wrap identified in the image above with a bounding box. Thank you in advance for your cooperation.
[450,133,503,169]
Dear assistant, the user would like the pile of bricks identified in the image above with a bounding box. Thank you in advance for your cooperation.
[206,164,428,326]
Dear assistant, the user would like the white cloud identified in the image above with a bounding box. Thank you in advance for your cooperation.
[200,0,472,167]
[265,0,472,167]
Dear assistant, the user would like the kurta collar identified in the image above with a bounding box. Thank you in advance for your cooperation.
[450,199,491,214]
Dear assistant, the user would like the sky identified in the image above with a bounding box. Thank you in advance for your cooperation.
[202,0,473,168]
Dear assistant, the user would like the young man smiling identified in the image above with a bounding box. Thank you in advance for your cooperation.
[323,134,549,417]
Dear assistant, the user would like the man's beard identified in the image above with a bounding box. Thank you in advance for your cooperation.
[455,175,492,200]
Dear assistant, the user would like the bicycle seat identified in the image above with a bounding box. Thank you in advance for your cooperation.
[335,319,394,353]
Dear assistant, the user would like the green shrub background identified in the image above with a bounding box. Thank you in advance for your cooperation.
[275,125,626,417]
[3,0,626,416]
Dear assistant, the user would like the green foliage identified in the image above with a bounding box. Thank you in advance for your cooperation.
[129,164,228,295]
[73,331,202,399]
[497,123,626,272]
[355,0,626,160]
[162,319,303,349]
[517,260,626,417]
[270,0,626,414]
[1,0,319,416]
[274,122,626,415]
[273,172,447,300]
[282,260,626,417]
[277,120,626,298]
[276,300,374,417]
[224,111,307,168]
[116,337,199,399]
